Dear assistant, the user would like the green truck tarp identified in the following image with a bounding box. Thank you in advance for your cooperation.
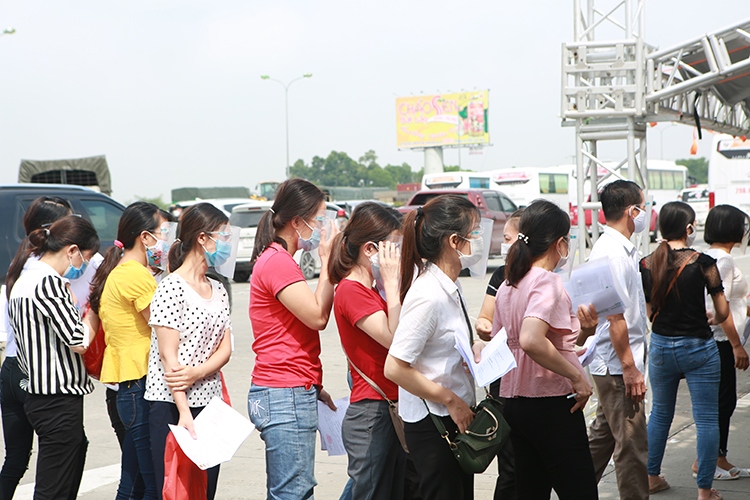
[18,155,112,195]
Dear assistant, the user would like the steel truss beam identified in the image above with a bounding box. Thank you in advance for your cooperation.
[562,1,750,262]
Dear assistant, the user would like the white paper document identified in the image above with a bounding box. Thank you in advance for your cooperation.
[168,397,255,470]
[564,257,627,318]
[455,329,517,388]
[317,396,350,456]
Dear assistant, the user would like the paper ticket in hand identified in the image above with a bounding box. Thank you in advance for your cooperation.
[169,397,254,470]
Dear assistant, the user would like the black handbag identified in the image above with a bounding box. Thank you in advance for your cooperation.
[422,292,511,474]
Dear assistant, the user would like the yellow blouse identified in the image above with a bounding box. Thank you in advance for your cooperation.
[99,260,157,383]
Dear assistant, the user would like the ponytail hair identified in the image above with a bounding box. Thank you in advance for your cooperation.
[504,199,569,287]
[89,201,161,314]
[5,215,99,296]
[168,203,228,272]
[252,179,325,262]
[328,203,402,285]
[399,195,479,303]
[648,201,696,312]
[5,196,73,295]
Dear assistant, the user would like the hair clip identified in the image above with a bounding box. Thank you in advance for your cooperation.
[113,239,124,249]
[44,228,50,236]
[269,208,276,214]
[517,233,529,244]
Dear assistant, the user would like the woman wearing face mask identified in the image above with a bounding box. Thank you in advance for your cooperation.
[1,197,74,498]
[493,199,597,499]
[640,202,729,500]
[329,202,405,500]
[145,203,233,499]
[248,178,338,500]
[6,215,99,500]
[384,195,483,500]
[88,201,169,500]
[689,205,750,481]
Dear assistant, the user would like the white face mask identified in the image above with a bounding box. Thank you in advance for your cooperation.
[555,238,570,270]
[686,224,697,247]
[500,243,512,260]
[632,206,648,234]
[457,236,484,269]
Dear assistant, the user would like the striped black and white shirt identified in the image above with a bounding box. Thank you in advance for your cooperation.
[8,259,93,396]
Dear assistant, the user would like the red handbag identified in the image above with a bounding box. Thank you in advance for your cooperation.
[82,307,106,379]
[162,433,208,500]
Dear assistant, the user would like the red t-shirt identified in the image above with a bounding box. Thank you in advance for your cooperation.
[334,279,398,402]
[250,243,322,388]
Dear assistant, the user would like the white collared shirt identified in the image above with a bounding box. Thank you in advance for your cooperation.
[389,262,476,423]
[589,226,648,376]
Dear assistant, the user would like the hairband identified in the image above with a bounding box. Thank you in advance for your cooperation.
[269,208,276,214]
[113,240,124,249]
[517,233,529,244]
[44,228,50,236]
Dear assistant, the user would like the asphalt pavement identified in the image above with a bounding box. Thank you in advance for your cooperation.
[4,236,750,499]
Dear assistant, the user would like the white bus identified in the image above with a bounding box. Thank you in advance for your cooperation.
[571,160,688,211]
[708,134,750,215]
[489,166,571,210]
[421,171,492,190]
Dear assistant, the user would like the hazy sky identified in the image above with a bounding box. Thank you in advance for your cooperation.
[0,1,746,203]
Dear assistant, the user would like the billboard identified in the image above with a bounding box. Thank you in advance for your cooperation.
[396,90,490,149]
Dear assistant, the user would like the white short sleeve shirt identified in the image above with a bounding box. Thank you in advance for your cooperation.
[145,274,231,407]
[388,263,476,423]
[588,226,648,376]
[705,248,748,342]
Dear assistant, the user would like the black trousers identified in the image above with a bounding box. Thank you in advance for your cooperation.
[503,396,597,500]
[149,401,220,500]
[717,340,737,457]
[486,389,516,500]
[24,393,88,500]
[0,356,34,499]
[105,387,127,449]
[404,415,473,500]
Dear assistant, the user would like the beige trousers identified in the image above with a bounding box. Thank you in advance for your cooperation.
[588,372,649,500]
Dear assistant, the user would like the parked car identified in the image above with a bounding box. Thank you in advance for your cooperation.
[230,201,273,282]
[398,189,517,256]
[0,184,126,280]
[680,185,710,227]
[570,192,659,242]
[169,198,257,219]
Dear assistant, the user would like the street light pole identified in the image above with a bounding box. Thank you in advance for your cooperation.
[260,73,313,179]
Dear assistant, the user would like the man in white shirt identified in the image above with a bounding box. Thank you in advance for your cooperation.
[586,180,649,499]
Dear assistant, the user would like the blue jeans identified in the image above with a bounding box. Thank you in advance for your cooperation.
[648,334,720,489]
[248,385,318,500]
[116,377,157,499]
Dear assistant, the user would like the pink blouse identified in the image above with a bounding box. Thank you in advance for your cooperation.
[494,266,587,398]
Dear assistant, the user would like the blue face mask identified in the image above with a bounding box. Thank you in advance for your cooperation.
[297,219,321,252]
[203,236,233,267]
[63,250,89,280]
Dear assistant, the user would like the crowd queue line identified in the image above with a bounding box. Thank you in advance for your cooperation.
[1,177,749,500]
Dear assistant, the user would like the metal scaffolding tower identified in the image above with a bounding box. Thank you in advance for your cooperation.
[561,0,750,261]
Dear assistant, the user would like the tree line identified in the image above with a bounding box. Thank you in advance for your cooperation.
[290,150,427,189]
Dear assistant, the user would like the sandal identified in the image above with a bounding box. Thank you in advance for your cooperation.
[728,466,750,478]
[649,475,670,494]
[691,467,739,481]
